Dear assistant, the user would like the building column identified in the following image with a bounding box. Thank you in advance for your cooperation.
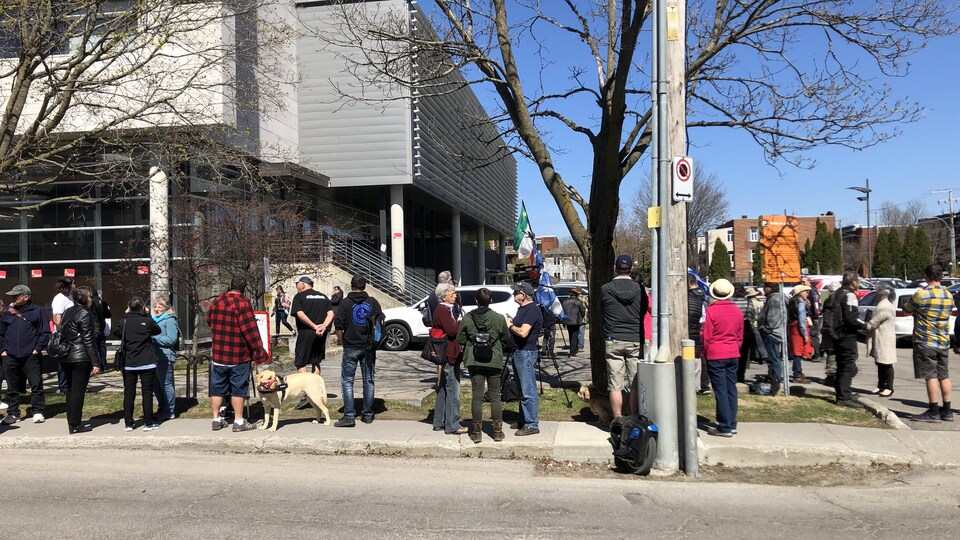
[390,185,405,290]
[499,233,507,273]
[451,211,462,283]
[477,223,486,285]
[148,166,170,304]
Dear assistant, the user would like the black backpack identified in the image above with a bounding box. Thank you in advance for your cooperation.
[468,311,494,363]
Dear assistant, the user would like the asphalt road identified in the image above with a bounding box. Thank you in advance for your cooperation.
[4,449,960,538]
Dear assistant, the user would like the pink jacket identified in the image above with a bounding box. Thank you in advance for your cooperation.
[702,300,744,361]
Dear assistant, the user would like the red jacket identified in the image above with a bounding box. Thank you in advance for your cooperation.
[433,303,463,364]
[702,300,744,361]
[206,291,269,366]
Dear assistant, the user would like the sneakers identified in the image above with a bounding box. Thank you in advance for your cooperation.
[32,413,45,423]
[696,389,712,396]
[915,410,942,423]
[294,397,312,410]
[232,420,256,432]
[361,416,374,424]
[448,426,468,435]
[143,423,161,432]
[334,417,356,428]
[707,427,733,438]
[940,409,954,422]
[211,418,229,431]
[1,413,17,425]
[515,427,540,436]
[822,375,836,387]
[124,425,134,432]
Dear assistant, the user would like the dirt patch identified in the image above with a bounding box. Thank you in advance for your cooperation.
[533,458,922,486]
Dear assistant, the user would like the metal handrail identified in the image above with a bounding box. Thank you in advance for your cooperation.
[178,353,210,399]
[325,235,436,305]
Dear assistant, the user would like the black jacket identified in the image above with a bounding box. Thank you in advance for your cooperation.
[688,288,706,342]
[59,305,99,365]
[835,287,866,341]
[334,291,383,349]
[114,312,162,369]
[91,296,112,339]
[600,277,648,342]
[0,301,50,357]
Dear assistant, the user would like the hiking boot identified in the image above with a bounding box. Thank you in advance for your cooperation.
[232,420,256,432]
[940,409,954,422]
[793,375,810,384]
[492,421,505,442]
[915,410,942,423]
[470,422,483,444]
[515,427,540,436]
[334,417,356,428]
[836,399,864,409]
[211,418,229,431]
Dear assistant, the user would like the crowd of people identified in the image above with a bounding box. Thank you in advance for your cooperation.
[1,258,954,437]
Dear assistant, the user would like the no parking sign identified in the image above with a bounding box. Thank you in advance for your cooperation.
[672,155,694,202]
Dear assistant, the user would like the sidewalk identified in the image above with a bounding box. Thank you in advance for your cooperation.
[4,416,960,470]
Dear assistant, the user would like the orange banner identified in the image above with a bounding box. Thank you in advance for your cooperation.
[760,215,801,283]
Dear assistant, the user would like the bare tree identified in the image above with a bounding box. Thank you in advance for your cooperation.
[312,0,957,389]
[0,1,294,207]
[879,200,927,228]
[634,168,729,274]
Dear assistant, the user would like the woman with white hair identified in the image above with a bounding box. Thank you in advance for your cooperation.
[701,279,744,437]
[431,282,467,435]
[865,285,897,397]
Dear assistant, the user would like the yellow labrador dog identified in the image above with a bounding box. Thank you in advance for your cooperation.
[255,370,331,431]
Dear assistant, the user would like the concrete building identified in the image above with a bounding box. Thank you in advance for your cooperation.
[0,1,517,334]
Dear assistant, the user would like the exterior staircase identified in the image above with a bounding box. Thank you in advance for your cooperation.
[324,235,435,305]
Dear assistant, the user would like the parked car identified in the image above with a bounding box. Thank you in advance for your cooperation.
[380,285,519,351]
[809,275,875,299]
[858,288,958,340]
[872,277,910,289]
[554,281,589,304]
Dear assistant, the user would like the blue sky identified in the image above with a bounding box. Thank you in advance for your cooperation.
[501,13,960,239]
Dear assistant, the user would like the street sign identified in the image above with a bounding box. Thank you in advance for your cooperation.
[64,268,75,277]
[672,155,693,202]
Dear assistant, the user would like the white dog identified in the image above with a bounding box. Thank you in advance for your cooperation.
[255,370,331,432]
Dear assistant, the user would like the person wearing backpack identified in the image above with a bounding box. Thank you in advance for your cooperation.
[333,275,382,427]
[457,287,509,443]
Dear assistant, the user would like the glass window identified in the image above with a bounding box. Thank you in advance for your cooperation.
[728,251,734,267]
[726,230,733,242]
[490,291,512,304]
[0,230,20,261]
[749,249,755,262]
[458,289,477,307]
[749,228,758,242]
[26,229,95,261]
[100,227,148,259]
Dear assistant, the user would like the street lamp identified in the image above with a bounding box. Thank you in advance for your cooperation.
[847,179,872,277]
[921,215,956,276]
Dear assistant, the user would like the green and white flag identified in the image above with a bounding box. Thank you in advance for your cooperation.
[513,202,535,261]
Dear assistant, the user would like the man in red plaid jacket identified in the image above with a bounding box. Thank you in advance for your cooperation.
[206,276,269,432]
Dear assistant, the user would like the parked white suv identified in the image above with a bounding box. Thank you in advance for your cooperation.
[381,285,519,351]
[859,288,958,340]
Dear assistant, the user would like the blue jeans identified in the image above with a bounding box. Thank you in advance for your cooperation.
[341,347,375,420]
[154,355,176,419]
[706,358,739,433]
[512,349,539,429]
[762,334,784,383]
[791,356,804,378]
[433,363,462,433]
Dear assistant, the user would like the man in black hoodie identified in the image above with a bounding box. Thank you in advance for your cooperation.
[600,255,648,419]
[1,285,51,424]
[333,275,382,427]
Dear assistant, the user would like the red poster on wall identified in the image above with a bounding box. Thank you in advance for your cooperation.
[31,269,42,278]
[0,270,6,279]
[137,266,150,275]
[64,268,76,277]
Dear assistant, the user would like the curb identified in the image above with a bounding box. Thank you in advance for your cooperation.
[859,396,911,430]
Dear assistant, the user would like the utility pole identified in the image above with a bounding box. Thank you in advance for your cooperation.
[647,0,688,475]
[931,189,958,275]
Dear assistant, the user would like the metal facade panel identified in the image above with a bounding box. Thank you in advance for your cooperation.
[296,2,412,187]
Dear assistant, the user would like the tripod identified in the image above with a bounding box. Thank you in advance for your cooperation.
[537,324,573,408]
